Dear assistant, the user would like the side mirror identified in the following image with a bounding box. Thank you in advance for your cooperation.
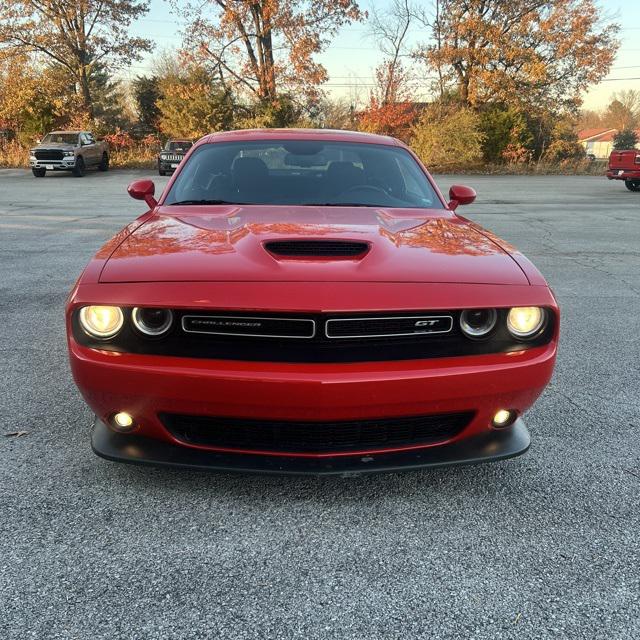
[127,179,157,208]
[448,184,476,210]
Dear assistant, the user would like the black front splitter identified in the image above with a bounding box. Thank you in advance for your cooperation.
[91,417,530,476]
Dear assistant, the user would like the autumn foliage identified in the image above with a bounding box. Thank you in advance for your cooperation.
[424,0,619,111]
[177,0,363,101]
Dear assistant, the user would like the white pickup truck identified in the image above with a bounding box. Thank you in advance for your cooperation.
[30,130,109,177]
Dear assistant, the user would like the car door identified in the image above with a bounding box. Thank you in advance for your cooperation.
[80,133,98,165]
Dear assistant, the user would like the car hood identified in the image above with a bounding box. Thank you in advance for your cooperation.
[34,143,74,150]
[99,205,528,285]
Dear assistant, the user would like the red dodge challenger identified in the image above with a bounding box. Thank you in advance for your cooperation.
[66,129,559,474]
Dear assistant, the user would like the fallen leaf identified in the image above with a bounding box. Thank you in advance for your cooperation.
[4,431,29,438]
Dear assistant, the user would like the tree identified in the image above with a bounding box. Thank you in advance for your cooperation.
[359,0,416,138]
[156,64,235,139]
[86,63,133,130]
[613,129,639,151]
[577,109,603,130]
[604,99,638,131]
[0,55,76,142]
[0,0,152,119]
[478,105,533,163]
[411,104,484,169]
[132,76,162,131]
[368,0,414,106]
[175,0,363,102]
[542,115,585,162]
[357,63,416,138]
[611,90,640,123]
[416,0,619,111]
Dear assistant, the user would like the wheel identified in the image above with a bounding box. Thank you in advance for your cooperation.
[625,179,640,192]
[98,152,109,172]
[158,166,166,176]
[32,167,46,177]
[73,156,85,177]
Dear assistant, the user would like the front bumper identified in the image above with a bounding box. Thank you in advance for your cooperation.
[606,169,640,181]
[30,158,75,170]
[69,334,555,472]
[92,415,531,475]
[158,159,181,172]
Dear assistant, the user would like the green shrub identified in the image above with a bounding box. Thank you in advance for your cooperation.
[411,106,485,171]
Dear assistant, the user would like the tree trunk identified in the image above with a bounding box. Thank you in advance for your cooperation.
[79,65,94,120]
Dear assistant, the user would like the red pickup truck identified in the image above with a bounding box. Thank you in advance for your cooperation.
[607,149,640,191]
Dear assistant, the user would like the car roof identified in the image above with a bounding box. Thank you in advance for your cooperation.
[49,130,84,134]
[202,128,402,147]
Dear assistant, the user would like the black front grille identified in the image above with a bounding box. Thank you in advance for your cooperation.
[327,315,453,338]
[265,240,369,257]
[182,315,315,338]
[34,149,64,160]
[161,411,474,454]
[73,308,556,363]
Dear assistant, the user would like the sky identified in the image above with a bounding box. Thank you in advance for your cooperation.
[125,0,640,112]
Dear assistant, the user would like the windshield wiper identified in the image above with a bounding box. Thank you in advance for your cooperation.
[302,202,377,207]
[168,199,247,206]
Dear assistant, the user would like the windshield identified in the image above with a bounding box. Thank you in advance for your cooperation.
[166,141,193,152]
[42,133,79,145]
[163,140,443,209]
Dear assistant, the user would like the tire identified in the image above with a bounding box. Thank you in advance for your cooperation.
[625,179,640,192]
[98,152,109,172]
[32,168,46,177]
[73,156,85,177]
[158,165,166,176]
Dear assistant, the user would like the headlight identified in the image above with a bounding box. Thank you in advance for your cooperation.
[507,307,545,338]
[79,306,124,339]
[459,308,497,338]
[63,151,74,157]
[131,307,174,337]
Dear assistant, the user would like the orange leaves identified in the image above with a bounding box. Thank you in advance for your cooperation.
[423,0,619,111]
[358,98,415,139]
[178,0,363,101]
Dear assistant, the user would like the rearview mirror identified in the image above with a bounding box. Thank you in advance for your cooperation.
[127,179,157,208]
[448,184,476,210]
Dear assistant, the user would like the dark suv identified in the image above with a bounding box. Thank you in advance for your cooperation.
[157,140,193,176]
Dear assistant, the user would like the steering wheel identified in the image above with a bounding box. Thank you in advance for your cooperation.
[340,184,388,197]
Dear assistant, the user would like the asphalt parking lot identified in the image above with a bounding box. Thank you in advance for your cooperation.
[1,168,638,639]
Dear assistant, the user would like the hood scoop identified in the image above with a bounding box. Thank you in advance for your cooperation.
[265,239,370,259]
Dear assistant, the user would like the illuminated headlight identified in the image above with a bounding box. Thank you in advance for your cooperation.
[459,308,497,338]
[63,151,74,157]
[79,306,124,339]
[507,307,546,339]
[132,307,174,337]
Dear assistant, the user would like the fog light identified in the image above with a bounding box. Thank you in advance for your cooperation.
[111,412,135,432]
[492,409,517,428]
